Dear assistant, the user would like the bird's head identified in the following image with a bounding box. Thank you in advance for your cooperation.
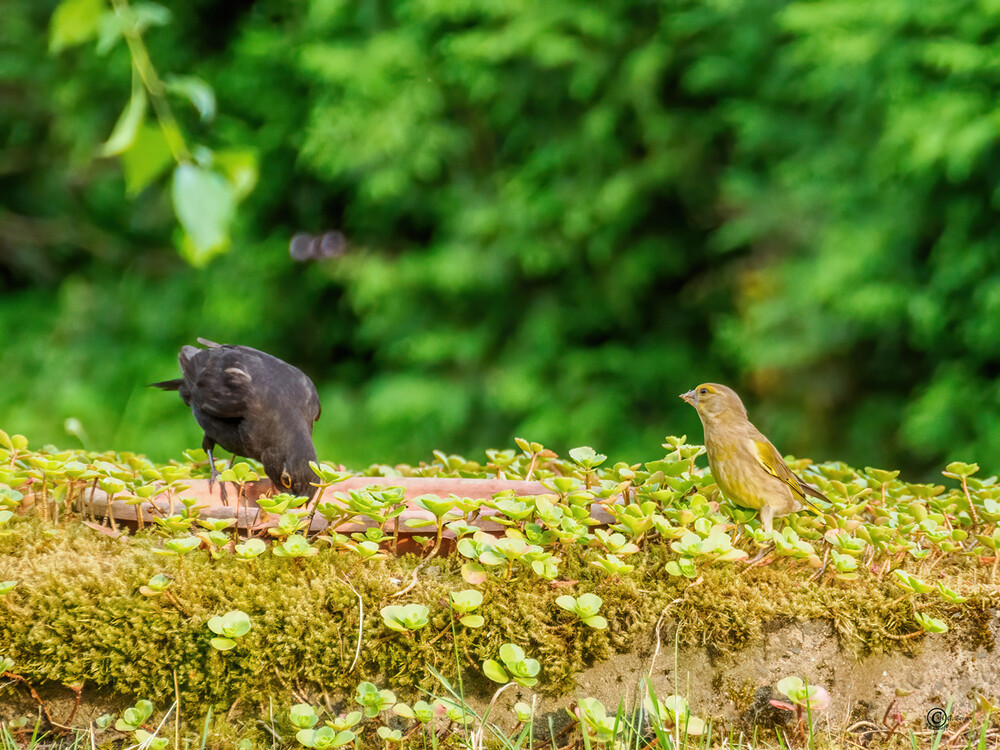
[263,434,319,499]
[680,383,749,423]
[279,462,319,499]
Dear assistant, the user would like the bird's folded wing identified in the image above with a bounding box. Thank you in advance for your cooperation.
[191,354,254,419]
[752,439,828,515]
[308,383,321,423]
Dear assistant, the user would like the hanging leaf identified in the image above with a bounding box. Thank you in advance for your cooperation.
[131,2,171,28]
[95,12,123,55]
[49,0,106,52]
[101,86,147,157]
[166,75,216,122]
[122,122,173,195]
[96,2,169,54]
[214,150,258,201]
[171,163,235,266]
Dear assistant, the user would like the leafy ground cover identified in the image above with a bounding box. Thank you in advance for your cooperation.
[1,430,1000,748]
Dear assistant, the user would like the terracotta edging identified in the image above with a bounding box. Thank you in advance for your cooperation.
[78,477,619,538]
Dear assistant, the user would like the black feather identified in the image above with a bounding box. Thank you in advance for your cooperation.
[152,341,321,498]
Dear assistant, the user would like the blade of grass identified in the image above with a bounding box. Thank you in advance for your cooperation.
[929,699,954,750]
[448,610,469,748]
[173,668,181,750]
[579,705,593,750]
[975,713,989,750]
[426,665,520,750]
[804,675,814,750]
[199,705,213,750]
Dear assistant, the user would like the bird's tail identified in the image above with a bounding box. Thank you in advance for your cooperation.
[149,378,183,391]
[796,478,830,517]
[797,496,827,517]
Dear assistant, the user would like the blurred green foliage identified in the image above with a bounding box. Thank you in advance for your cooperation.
[2,0,1000,476]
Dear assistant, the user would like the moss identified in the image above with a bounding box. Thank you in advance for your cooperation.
[724,676,757,717]
[2,514,997,730]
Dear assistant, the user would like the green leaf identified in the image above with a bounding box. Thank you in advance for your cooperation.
[171,163,235,266]
[776,676,804,700]
[499,643,524,663]
[915,612,949,633]
[234,538,266,559]
[449,589,483,612]
[115,699,153,731]
[122,123,174,195]
[944,461,979,478]
[569,446,607,468]
[207,610,252,640]
[166,75,216,122]
[461,561,487,585]
[482,659,509,683]
[95,11,124,54]
[576,593,603,616]
[131,2,171,27]
[101,87,147,157]
[381,604,429,632]
[288,703,319,729]
[210,636,236,651]
[133,730,169,750]
[49,0,106,52]
[554,595,576,613]
[213,150,258,201]
[684,716,707,735]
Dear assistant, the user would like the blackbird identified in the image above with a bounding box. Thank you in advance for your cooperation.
[152,338,321,500]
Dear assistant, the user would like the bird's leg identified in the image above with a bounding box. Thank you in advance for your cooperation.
[761,505,774,535]
[746,542,775,566]
[745,506,775,565]
[305,490,323,539]
[228,454,242,528]
[203,437,228,506]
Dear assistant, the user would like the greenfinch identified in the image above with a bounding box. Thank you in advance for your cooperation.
[680,383,827,533]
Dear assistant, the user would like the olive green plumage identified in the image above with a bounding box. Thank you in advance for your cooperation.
[680,383,827,533]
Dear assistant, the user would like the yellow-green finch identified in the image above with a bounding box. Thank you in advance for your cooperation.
[680,383,827,533]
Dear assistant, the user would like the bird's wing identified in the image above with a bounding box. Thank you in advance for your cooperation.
[752,439,828,515]
[187,349,255,419]
[308,381,321,423]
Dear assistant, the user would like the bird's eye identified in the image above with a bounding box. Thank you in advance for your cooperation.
[281,470,292,488]
[699,387,708,395]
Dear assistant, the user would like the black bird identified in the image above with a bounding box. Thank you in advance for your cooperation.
[152,338,321,500]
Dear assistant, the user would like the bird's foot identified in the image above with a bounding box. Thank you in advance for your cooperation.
[205,446,228,506]
[208,465,228,506]
[745,543,775,567]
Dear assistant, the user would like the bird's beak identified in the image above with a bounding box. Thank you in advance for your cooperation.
[680,389,697,406]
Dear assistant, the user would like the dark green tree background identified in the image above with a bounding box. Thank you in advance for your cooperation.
[2,0,999,477]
